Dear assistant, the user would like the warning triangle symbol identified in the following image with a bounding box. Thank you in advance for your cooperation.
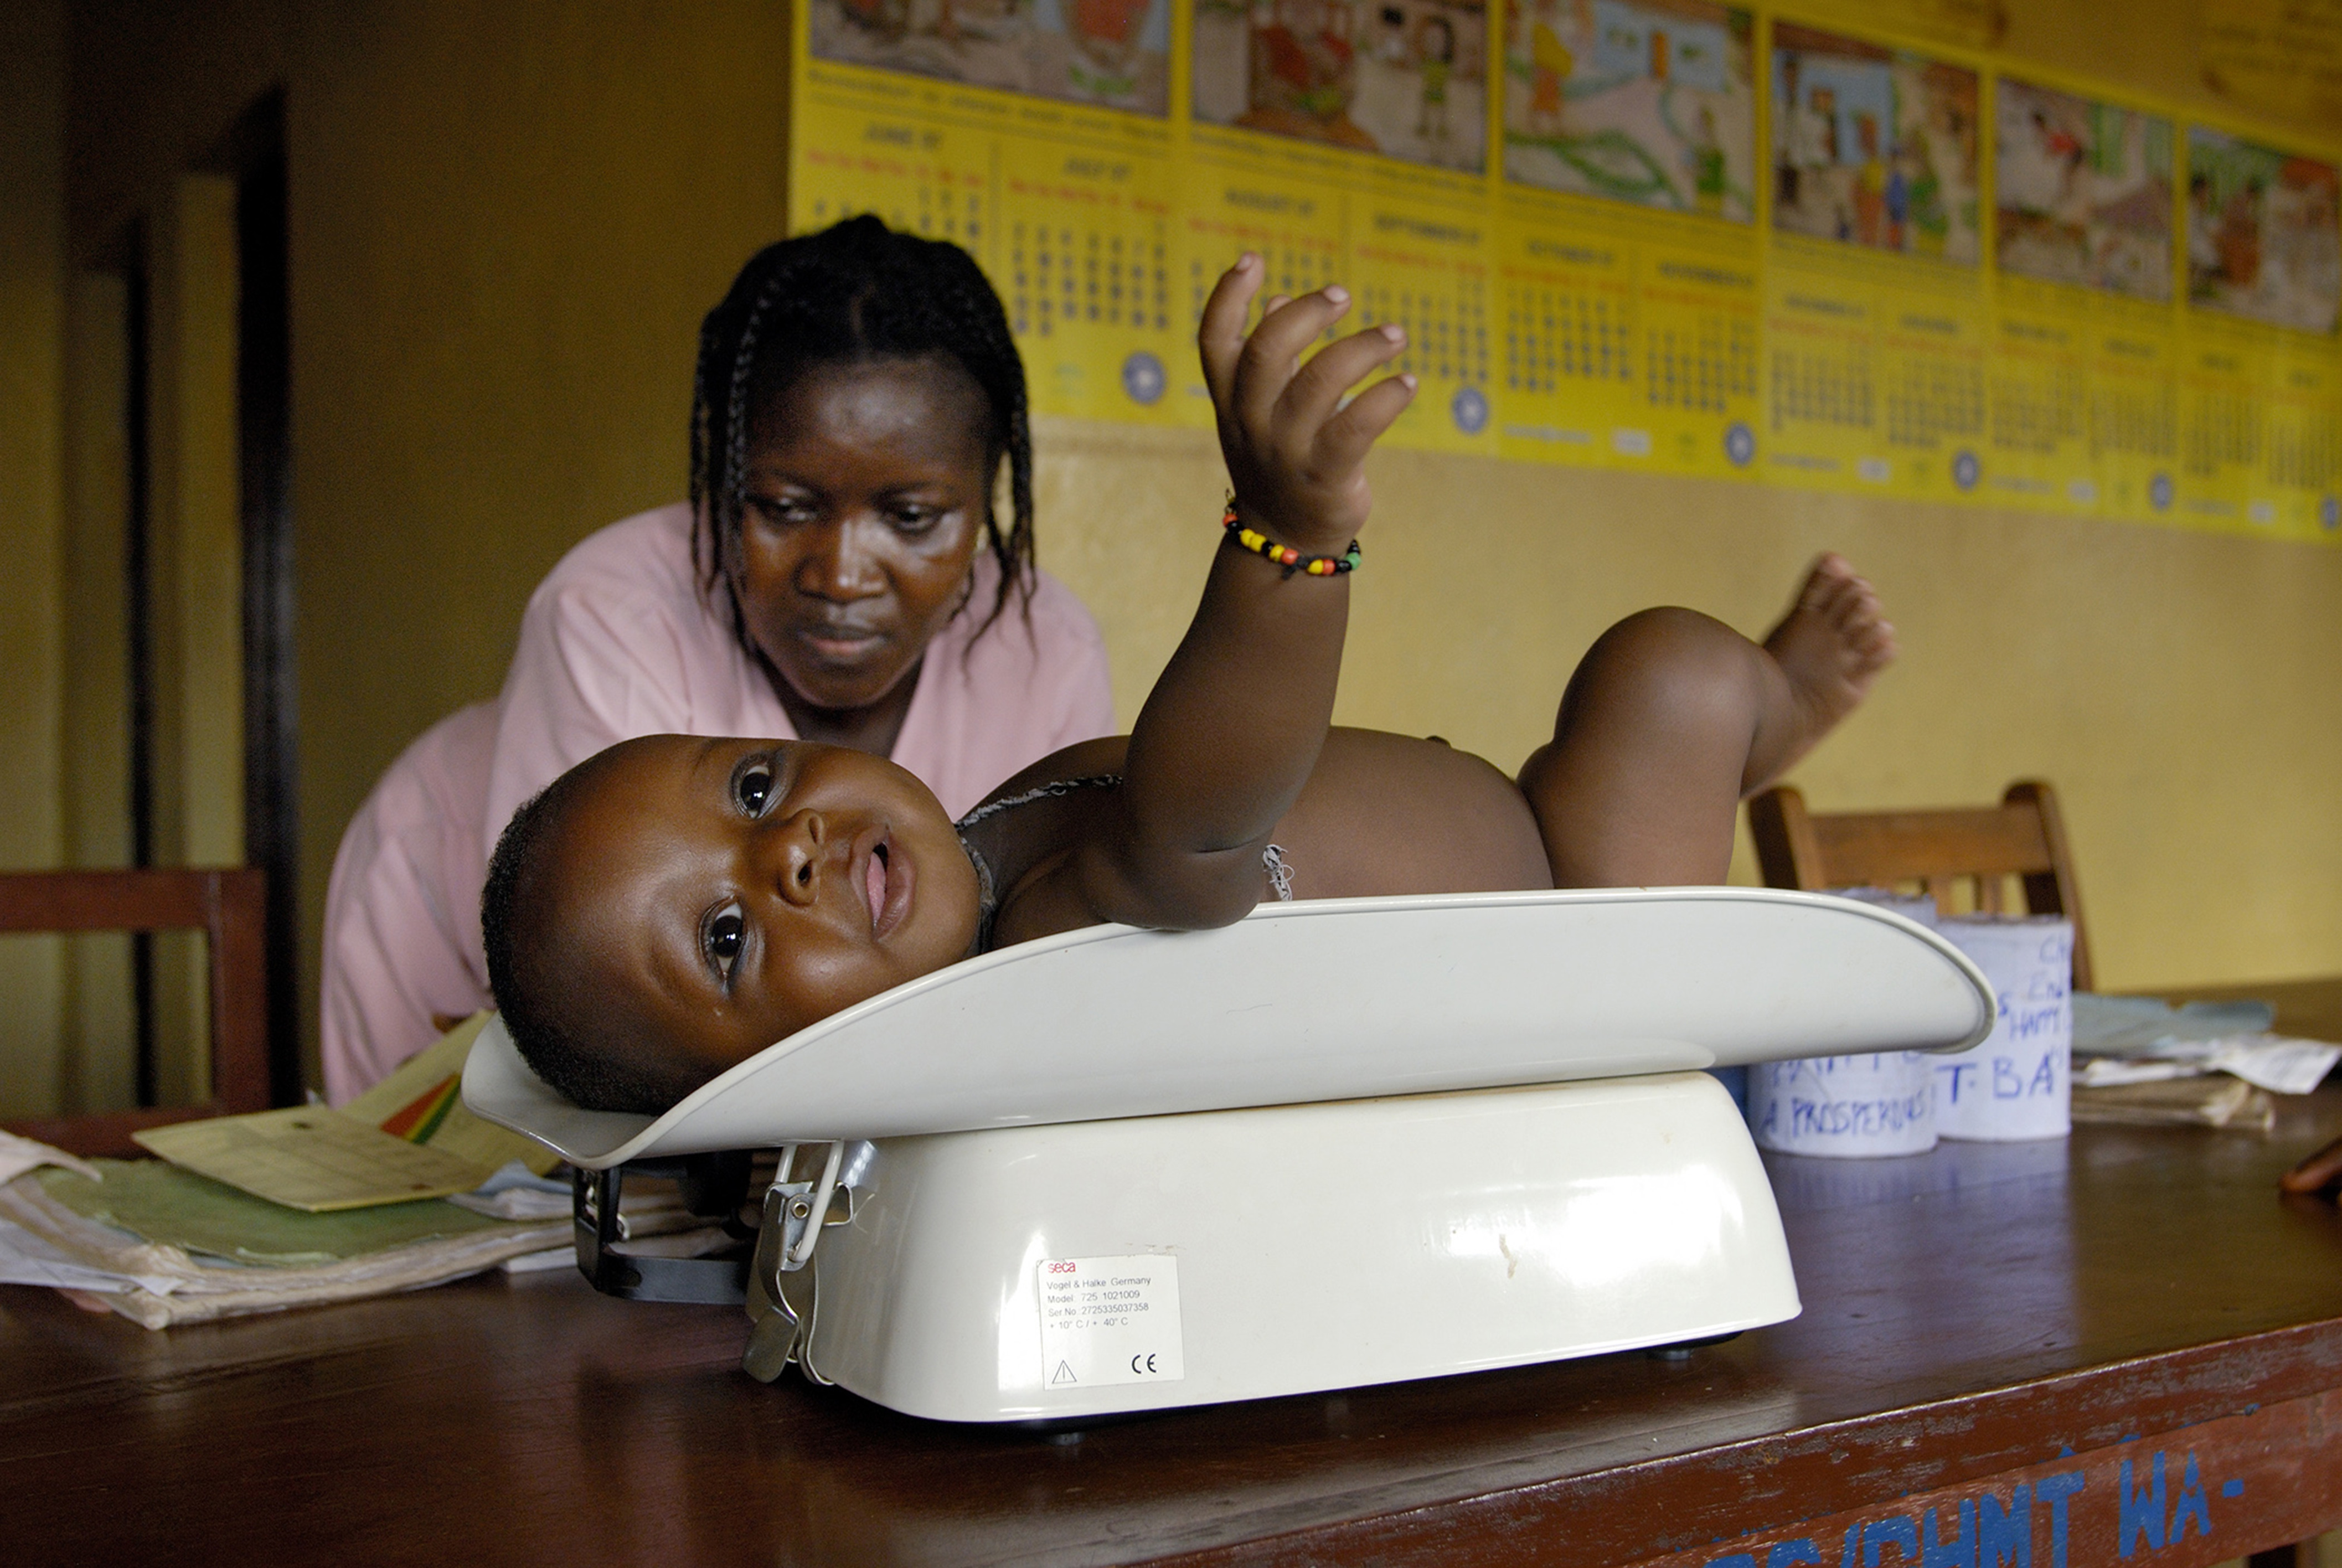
[1051,1361,1077,1385]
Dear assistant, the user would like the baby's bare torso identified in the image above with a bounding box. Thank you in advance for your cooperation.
[978,729,1554,950]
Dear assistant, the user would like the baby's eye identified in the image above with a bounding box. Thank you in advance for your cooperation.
[704,901,746,982]
[736,763,775,816]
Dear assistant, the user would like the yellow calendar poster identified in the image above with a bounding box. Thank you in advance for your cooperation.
[2086,306,2179,520]
[1762,260,1877,485]
[787,0,2342,546]
[1632,240,1762,477]
[792,25,1191,426]
[1987,280,2096,512]
[2263,341,2341,538]
[1490,193,1761,476]
[1494,208,1638,463]
[1178,131,1354,416]
[1350,187,1497,452]
[2176,327,2269,529]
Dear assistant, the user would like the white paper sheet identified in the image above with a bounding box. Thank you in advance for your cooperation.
[0,1132,100,1188]
[0,1218,184,1296]
[2076,1034,2342,1095]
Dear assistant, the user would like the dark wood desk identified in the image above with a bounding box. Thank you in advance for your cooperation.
[7,1090,2342,1564]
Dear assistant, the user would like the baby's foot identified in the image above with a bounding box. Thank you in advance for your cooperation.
[1750,554,1896,790]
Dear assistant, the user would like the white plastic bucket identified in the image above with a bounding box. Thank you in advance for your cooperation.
[1748,1050,1938,1158]
[1932,915,2073,1141]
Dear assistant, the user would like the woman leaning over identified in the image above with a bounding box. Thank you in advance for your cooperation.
[318,218,1113,1098]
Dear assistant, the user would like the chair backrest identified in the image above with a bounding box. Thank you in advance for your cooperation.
[1746,781,2093,992]
[0,868,271,1158]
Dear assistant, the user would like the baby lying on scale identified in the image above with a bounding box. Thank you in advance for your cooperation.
[483,256,1897,1115]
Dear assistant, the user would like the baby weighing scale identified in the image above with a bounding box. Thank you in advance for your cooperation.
[465,888,1993,1423]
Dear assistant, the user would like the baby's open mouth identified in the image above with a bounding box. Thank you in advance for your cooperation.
[865,836,912,940]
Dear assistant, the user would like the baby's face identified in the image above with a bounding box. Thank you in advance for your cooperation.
[544,736,982,1081]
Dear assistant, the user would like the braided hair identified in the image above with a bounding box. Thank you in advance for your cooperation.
[689,216,1036,652]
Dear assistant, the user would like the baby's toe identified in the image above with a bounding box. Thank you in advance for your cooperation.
[1828,583,1881,632]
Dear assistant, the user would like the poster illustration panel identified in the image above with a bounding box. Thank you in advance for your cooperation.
[809,0,1173,116]
[1995,79,2173,302]
[1191,0,1489,173]
[1502,0,1756,224]
[2186,127,2341,334]
[1770,23,1979,263]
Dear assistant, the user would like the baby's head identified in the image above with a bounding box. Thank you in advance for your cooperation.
[482,736,983,1113]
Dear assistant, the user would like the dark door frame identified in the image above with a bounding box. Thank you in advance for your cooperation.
[214,89,300,1107]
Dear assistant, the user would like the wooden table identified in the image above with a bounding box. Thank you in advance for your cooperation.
[7,1076,2342,1564]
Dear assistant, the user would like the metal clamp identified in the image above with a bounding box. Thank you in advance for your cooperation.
[743,1143,847,1385]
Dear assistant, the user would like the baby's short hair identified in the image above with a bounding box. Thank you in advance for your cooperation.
[481,762,704,1115]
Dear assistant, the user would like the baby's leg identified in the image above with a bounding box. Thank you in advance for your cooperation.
[1518,556,1893,886]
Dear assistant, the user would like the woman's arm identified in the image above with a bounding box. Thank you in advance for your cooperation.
[1072,258,1414,929]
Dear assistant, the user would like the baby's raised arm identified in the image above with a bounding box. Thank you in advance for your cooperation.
[1074,258,1414,929]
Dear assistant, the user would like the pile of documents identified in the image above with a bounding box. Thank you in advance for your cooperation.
[2069,995,2340,1129]
[0,1135,571,1326]
[0,1017,685,1327]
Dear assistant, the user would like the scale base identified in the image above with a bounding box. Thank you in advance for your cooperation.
[768,1072,1798,1423]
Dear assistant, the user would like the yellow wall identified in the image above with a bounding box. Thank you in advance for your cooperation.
[284,3,793,1081]
[1038,424,2342,988]
[58,271,137,1113]
[143,173,245,1103]
[19,0,2342,1102]
[0,0,68,1118]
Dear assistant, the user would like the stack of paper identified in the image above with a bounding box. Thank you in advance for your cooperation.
[2072,994,2341,1094]
[2069,1076,2276,1131]
[0,1141,570,1327]
[0,1017,581,1327]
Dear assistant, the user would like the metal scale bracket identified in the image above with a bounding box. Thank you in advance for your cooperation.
[572,1140,854,1390]
[571,1148,757,1304]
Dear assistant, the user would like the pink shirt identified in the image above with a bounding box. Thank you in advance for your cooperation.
[320,503,1115,1101]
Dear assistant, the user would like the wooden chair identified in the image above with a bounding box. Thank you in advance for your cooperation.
[0,868,271,1158]
[1747,781,2093,992]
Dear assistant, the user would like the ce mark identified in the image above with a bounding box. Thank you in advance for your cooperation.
[1131,1353,1160,1375]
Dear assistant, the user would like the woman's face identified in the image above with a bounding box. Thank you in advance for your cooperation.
[734,355,994,716]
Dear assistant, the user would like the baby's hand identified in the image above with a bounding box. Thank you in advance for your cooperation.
[1199,254,1415,554]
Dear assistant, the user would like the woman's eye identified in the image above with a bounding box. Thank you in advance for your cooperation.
[705,904,745,981]
[889,506,940,534]
[736,764,775,815]
[751,496,814,527]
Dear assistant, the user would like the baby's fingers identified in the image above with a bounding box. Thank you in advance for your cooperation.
[1232,286,1354,433]
[1280,320,1409,437]
[1310,371,1416,476]
[1198,255,1265,409]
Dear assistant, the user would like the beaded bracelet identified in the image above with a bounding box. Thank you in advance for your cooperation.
[1221,500,1361,578]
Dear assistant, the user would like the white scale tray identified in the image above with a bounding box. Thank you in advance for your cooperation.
[467,887,1993,1163]
[465,888,1994,1422]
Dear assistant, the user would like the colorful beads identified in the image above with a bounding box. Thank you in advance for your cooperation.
[1220,499,1360,579]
